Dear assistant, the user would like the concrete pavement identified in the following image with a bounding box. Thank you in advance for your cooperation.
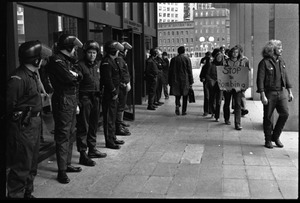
[33,69,298,199]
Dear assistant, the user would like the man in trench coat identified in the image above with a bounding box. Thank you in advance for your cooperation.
[168,46,194,115]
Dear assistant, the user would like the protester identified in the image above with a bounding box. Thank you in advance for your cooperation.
[47,34,83,184]
[145,48,159,110]
[199,51,212,116]
[223,46,249,130]
[168,46,194,116]
[76,40,107,167]
[162,52,170,99]
[206,48,224,122]
[115,41,132,136]
[100,40,125,149]
[257,39,293,148]
[6,40,52,198]
[220,45,229,60]
[231,45,250,116]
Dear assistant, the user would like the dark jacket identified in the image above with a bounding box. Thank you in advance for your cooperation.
[100,55,121,98]
[7,65,42,114]
[206,59,224,88]
[116,54,130,85]
[199,56,211,81]
[47,52,82,95]
[145,57,159,79]
[168,54,194,96]
[256,56,292,93]
[77,59,100,93]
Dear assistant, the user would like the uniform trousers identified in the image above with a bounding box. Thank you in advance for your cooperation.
[102,89,119,146]
[6,116,41,198]
[52,93,77,171]
[76,93,100,152]
[147,77,157,107]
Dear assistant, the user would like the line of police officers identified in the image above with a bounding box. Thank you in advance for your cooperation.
[6,34,133,198]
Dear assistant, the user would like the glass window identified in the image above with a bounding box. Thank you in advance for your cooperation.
[17,4,25,45]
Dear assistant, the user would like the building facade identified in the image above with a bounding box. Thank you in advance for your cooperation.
[193,7,230,57]
[157,2,184,23]
[7,2,158,116]
[158,21,195,58]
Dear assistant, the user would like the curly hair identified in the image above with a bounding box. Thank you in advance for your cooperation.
[262,39,282,58]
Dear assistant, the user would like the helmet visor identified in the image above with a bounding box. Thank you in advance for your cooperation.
[122,42,132,50]
[73,37,83,48]
[40,44,53,59]
[112,42,124,51]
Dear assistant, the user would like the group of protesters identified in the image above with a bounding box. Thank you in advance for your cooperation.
[199,45,250,130]
[199,40,293,150]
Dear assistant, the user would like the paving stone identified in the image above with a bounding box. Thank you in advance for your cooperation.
[223,165,247,179]
[248,179,283,199]
[141,176,173,195]
[223,178,250,198]
[152,163,179,177]
[271,166,298,181]
[246,165,275,180]
[276,180,298,199]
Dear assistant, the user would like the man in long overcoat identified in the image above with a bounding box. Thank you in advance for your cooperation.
[168,46,194,115]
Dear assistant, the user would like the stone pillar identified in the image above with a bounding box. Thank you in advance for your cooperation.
[229,4,238,47]
[274,4,299,131]
[244,4,253,92]
[238,4,245,49]
[252,4,269,100]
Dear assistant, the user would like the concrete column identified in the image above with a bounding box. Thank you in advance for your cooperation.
[229,4,238,47]
[252,4,269,100]
[238,4,245,49]
[244,4,253,90]
[274,4,299,131]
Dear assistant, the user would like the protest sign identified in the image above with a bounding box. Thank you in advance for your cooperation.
[216,66,249,91]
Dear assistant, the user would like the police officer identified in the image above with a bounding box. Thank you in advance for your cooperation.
[146,48,159,110]
[76,40,107,167]
[100,41,125,149]
[115,42,132,136]
[6,40,52,198]
[47,34,83,184]
[154,48,165,106]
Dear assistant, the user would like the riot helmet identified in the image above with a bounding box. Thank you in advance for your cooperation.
[18,40,53,67]
[104,40,124,55]
[121,42,132,50]
[57,34,83,52]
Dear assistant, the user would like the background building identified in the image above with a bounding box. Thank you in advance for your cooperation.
[158,21,194,58]
[157,2,184,23]
[193,6,230,57]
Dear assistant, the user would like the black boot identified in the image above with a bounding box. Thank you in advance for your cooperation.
[88,148,107,158]
[264,135,273,149]
[116,126,131,136]
[57,170,70,184]
[79,151,96,166]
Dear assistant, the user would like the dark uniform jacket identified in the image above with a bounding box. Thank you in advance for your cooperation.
[145,57,159,79]
[77,59,100,93]
[47,52,82,95]
[116,53,130,86]
[100,55,121,98]
[257,56,292,93]
[7,65,42,115]
[168,54,194,96]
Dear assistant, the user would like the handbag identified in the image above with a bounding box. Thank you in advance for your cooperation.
[188,87,195,103]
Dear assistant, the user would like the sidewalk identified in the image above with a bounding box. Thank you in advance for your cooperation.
[33,69,298,199]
